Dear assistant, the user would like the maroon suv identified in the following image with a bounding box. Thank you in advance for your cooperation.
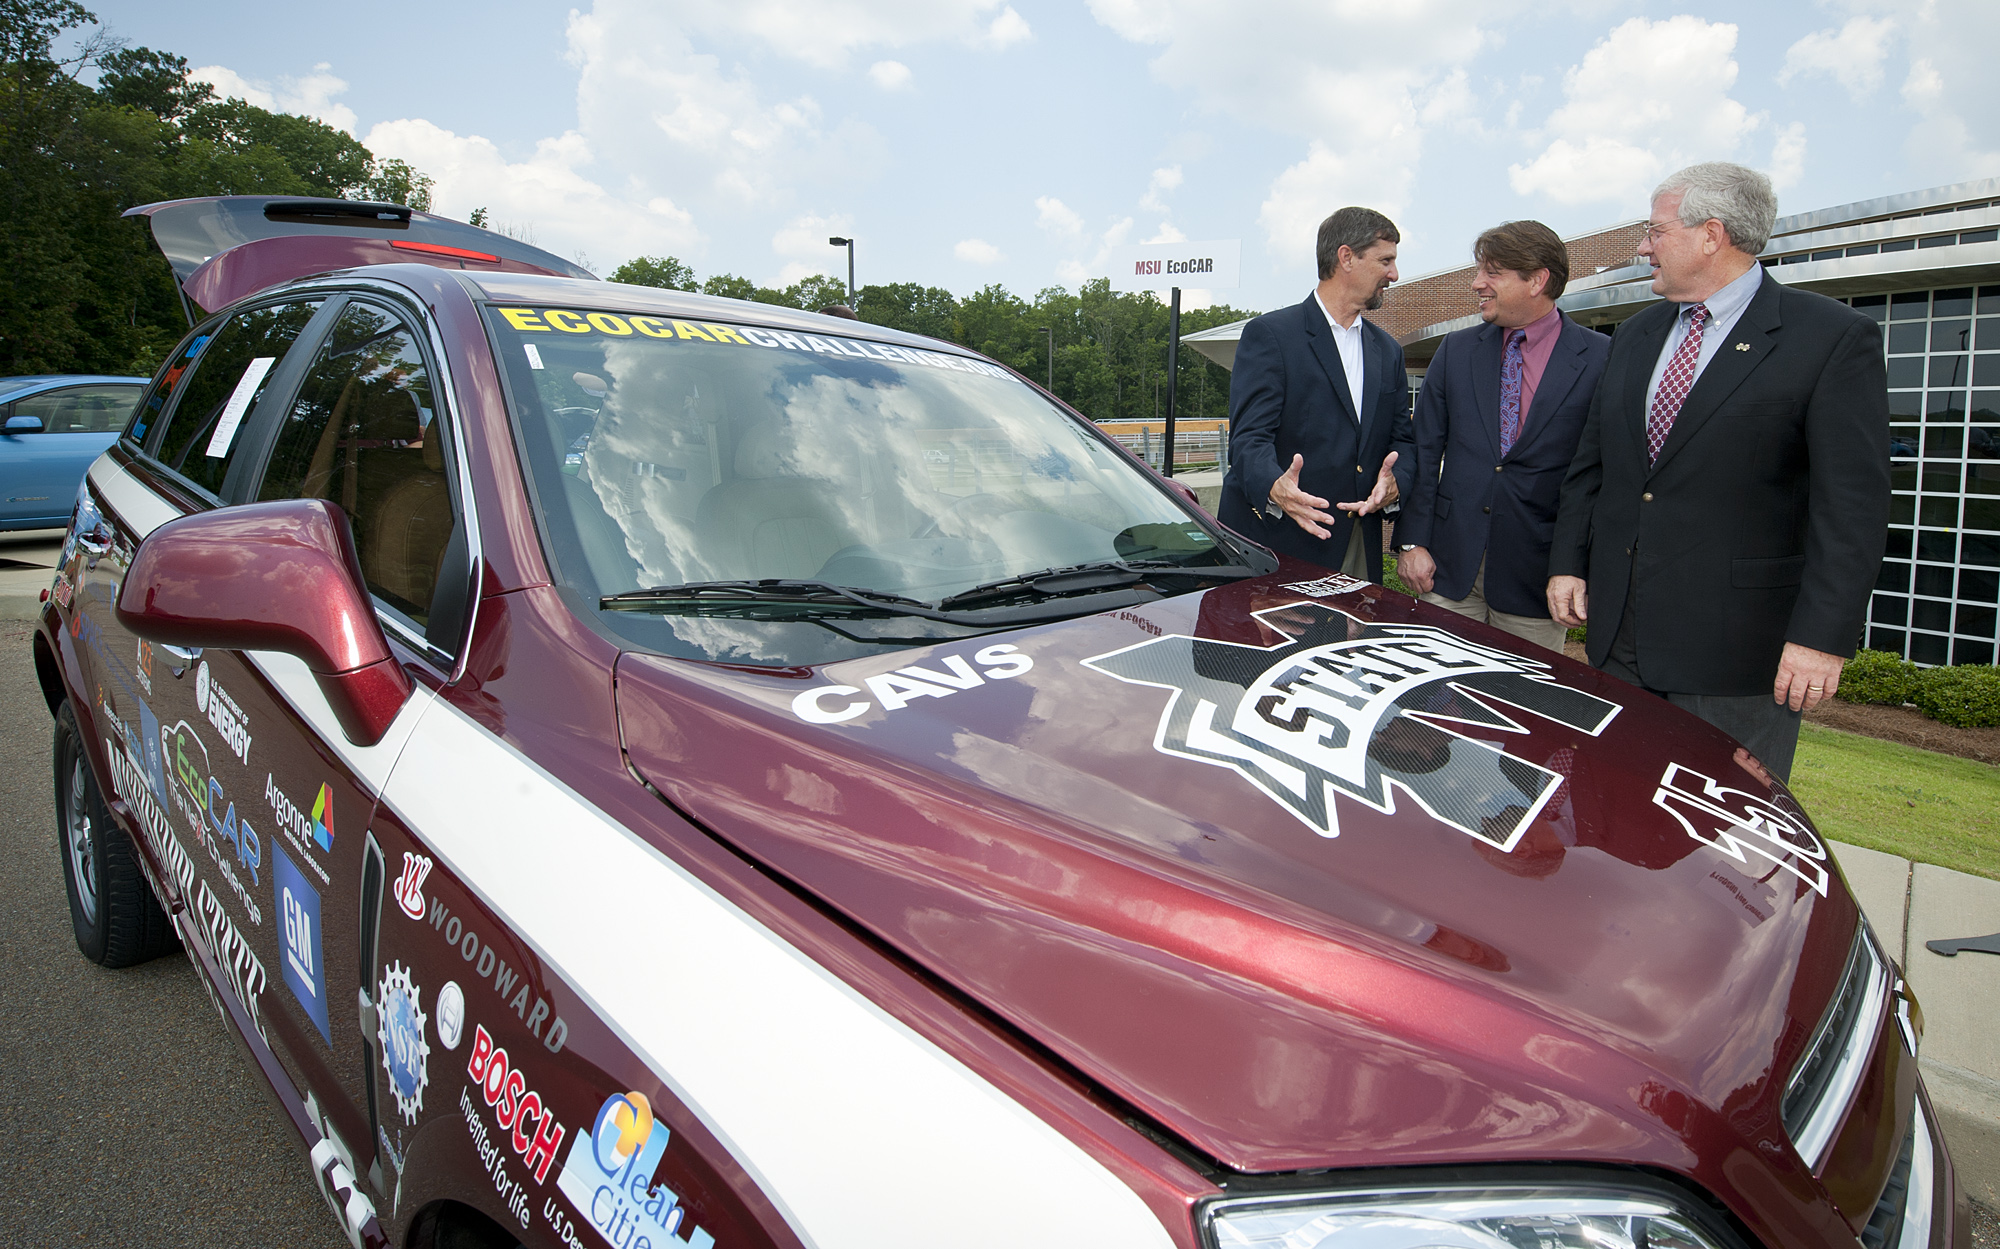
[32,197,1964,1249]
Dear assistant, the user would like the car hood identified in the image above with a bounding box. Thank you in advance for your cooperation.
[613,574,1856,1172]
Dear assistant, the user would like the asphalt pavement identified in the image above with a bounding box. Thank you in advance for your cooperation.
[0,617,345,1248]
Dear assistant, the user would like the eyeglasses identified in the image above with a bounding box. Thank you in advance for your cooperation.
[1639,218,1692,245]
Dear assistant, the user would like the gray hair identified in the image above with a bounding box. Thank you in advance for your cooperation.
[1654,162,1778,255]
[1316,207,1400,279]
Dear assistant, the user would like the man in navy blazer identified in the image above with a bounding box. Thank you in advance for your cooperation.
[1219,207,1414,577]
[1396,221,1610,652]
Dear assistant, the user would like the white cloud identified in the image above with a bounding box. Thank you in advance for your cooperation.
[363,118,699,271]
[1770,121,1807,191]
[1509,17,1762,207]
[1892,1,2000,180]
[650,0,1030,70]
[1139,165,1183,213]
[982,6,1032,50]
[954,238,1003,263]
[1141,222,1186,245]
[868,60,913,90]
[1087,0,1496,268]
[1777,16,1896,97]
[1035,196,1085,238]
[189,62,358,134]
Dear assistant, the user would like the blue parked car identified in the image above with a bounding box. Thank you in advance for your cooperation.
[1,375,144,530]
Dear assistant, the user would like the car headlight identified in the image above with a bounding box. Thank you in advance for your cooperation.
[1200,1184,1737,1249]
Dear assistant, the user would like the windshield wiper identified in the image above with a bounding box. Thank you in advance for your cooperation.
[602,579,940,616]
[935,559,1263,611]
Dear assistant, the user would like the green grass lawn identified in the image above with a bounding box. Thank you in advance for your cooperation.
[1788,724,2000,881]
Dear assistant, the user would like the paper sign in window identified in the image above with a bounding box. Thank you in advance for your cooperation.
[205,356,277,457]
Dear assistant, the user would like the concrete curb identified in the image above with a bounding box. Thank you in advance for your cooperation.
[1833,840,2000,1209]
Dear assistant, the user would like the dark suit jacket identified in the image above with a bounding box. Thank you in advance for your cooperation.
[1399,314,1610,616]
[1549,274,1890,695]
[1219,293,1415,577]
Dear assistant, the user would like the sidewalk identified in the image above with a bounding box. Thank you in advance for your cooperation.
[1834,839,2000,1207]
[0,529,63,620]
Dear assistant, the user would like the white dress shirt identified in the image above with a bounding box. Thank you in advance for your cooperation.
[1316,290,1366,419]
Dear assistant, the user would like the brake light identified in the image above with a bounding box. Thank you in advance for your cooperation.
[390,240,500,263]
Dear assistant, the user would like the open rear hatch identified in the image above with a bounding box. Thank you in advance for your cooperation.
[125,196,596,317]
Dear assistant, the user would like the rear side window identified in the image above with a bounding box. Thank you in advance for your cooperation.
[152,300,323,497]
[12,384,141,433]
[259,301,458,637]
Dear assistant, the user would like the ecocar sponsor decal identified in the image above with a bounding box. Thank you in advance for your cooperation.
[791,643,1035,724]
[194,660,253,763]
[436,981,466,1050]
[378,961,431,1123]
[275,844,332,1044]
[556,1091,717,1249]
[392,851,432,921]
[305,1089,382,1249]
[496,306,1015,380]
[265,775,334,884]
[422,896,569,1052]
[1652,762,1830,896]
[1083,601,1621,849]
[466,1023,568,1185]
[382,696,1176,1249]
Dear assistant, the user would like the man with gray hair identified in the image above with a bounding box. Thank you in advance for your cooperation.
[1547,161,1889,781]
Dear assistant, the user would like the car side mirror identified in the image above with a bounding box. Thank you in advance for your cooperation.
[5,415,43,434]
[115,499,414,747]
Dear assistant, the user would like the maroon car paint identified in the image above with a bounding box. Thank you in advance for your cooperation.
[114,499,414,745]
[32,245,1963,1249]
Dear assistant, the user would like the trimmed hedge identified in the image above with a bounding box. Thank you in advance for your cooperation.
[1840,649,1921,706]
[1913,664,2000,729]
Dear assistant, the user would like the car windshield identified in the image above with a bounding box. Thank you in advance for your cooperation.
[488,304,1258,666]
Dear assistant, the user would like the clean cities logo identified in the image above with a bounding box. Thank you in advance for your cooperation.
[556,1091,716,1249]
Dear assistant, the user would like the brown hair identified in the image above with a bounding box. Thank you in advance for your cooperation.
[1316,208,1400,279]
[1473,220,1570,298]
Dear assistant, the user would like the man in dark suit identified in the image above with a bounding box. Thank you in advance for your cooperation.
[1548,162,1889,781]
[1396,220,1610,652]
[1220,207,1413,578]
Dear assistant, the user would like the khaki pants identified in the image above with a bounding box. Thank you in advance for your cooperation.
[1421,555,1568,653]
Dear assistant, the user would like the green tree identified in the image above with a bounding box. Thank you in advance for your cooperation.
[610,255,697,290]
[177,97,373,197]
[360,157,433,211]
[854,282,957,341]
[700,273,759,301]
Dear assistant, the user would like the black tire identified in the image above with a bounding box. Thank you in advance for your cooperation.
[54,702,178,966]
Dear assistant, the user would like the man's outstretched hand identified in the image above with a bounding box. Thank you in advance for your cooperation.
[1337,451,1400,516]
[1269,454,1337,538]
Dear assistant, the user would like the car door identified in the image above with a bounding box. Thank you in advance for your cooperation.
[0,383,139,528]
[230,292,474,1202]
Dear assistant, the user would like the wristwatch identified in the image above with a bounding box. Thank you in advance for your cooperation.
[1398,543,1419,552]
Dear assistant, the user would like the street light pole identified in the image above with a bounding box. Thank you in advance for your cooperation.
[1035,325,1054,392]
[827,236,855,304]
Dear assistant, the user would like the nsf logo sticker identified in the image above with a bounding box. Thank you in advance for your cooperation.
[376,962,431,1124]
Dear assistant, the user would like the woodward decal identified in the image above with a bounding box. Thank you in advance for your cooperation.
[423,898,569,1052]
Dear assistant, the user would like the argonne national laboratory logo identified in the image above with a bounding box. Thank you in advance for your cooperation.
[1084,601,1621,851]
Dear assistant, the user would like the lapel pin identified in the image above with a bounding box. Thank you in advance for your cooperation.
[1734,342,1749,351]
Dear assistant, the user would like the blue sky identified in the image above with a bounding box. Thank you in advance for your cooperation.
[76,0,2000,314]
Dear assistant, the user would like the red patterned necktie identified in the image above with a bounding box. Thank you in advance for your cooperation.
[1646,303,1709,463]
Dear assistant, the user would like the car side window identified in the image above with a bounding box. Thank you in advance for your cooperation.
[152,300,324,498]
[12,385,141,433]
[259,301,463,646]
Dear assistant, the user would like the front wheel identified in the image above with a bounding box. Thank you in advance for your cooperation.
[54,703,178,967]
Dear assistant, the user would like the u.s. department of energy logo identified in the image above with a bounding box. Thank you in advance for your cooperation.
[1083,602,1621,850]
